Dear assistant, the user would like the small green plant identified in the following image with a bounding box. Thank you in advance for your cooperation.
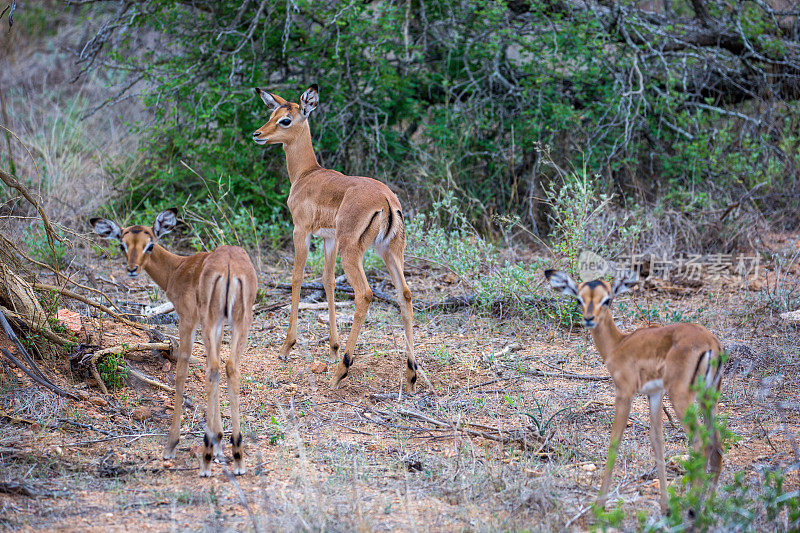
[523,399,570,436]
[98,351,128,390]
[592,500,625,531]
[266,414,285,445]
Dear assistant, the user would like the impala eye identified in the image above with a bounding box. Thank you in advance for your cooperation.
[144,242,154,253]
[279,118,292,127]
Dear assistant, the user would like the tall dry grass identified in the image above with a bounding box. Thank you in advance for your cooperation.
[0,2,148,231]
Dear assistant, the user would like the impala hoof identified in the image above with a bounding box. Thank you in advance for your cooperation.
[162,447,177,460]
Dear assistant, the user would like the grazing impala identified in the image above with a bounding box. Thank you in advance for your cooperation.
[252,84,426,392]
[545,270,723,512]
[91,209,257,476]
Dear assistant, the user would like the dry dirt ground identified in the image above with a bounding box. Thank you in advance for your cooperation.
[1,241,799,531]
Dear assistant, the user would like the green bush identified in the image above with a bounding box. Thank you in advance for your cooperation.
[98,351,128,390]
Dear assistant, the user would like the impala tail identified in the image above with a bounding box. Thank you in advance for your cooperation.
[694,348,725,487]
[361,198,404,248]
[211,265,245,328]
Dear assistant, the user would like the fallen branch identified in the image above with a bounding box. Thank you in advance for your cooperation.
[33,282,145,330]
[126,366,174,393]
[0,309,79,400]
[367,405,551,452]
[268,280,399,308]
[0,168,63,254]
[515,367,611,382]
[0,481,46,498]
[0,305,71,346]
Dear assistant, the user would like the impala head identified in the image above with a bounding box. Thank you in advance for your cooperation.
[90,209,178,277]
[252,84,319,146]
[544,270,637,328]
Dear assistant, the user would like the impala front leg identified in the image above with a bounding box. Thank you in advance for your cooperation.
[163,324,196,460]
[322,237,340,360]
[598,393,632,508]
[280,229,310,360]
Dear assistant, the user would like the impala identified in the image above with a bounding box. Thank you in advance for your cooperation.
[545,270,723,512]
[252,84,426,392]
[91,209,257,476]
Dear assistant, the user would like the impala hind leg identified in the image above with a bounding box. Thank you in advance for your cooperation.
[331,246,372,389]
[227,312,250,475]
[382,248,422,392]
[200,323,224,477]
[598,393,633,508]
[322,237,340,360]
[163,323,196,459]
[280,229,310,360]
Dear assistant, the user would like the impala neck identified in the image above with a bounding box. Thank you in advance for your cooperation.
[283,122,321,183]
[142,244,184,291]
[589,310,626,363]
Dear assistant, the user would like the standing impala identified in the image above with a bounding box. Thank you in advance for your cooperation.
[91,209,257,477]
[545,270,723,513]
[252,84,425,392]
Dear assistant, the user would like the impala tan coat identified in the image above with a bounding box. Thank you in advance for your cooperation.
[92,209,257,476]
[545,270,723,513]
[253,85,425,391]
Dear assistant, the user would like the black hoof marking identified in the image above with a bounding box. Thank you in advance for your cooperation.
[217,432,223,444]
[203,434,210,447]
[410,374,417,384]
[233,452,242,461]
[342,353,351,368]
[204,453,213,462]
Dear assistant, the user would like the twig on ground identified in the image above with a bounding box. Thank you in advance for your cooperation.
[514,367,611,382]
[0,310,79,400]
[462,376,523,391]
[33,282,145,330]
[223,468,261,533]
[126,366,175,393]
[0,481,47,498]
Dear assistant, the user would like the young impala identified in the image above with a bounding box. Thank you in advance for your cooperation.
[545,270,723,513]
[252,84,427,392]
[91,209,257,477]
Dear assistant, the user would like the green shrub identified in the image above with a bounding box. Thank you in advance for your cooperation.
[98,351,128,390]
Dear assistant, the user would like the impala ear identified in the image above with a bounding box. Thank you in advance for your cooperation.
[611,272,638,298]
[90,217,122,242]
[545,269,580,300]
[153,208,178,238]
[299,84,319,118]
[255,87,286,111]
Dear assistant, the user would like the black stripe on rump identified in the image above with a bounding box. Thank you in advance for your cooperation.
[359,211,380,244]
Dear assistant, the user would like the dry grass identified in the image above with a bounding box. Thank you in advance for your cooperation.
[1,4,147,230]
[0,244,798,531]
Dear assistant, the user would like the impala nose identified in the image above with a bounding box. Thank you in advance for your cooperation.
[127,265,139,277]
[583,317,596,328]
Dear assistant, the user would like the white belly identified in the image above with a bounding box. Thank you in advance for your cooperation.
[313,228,336,239]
